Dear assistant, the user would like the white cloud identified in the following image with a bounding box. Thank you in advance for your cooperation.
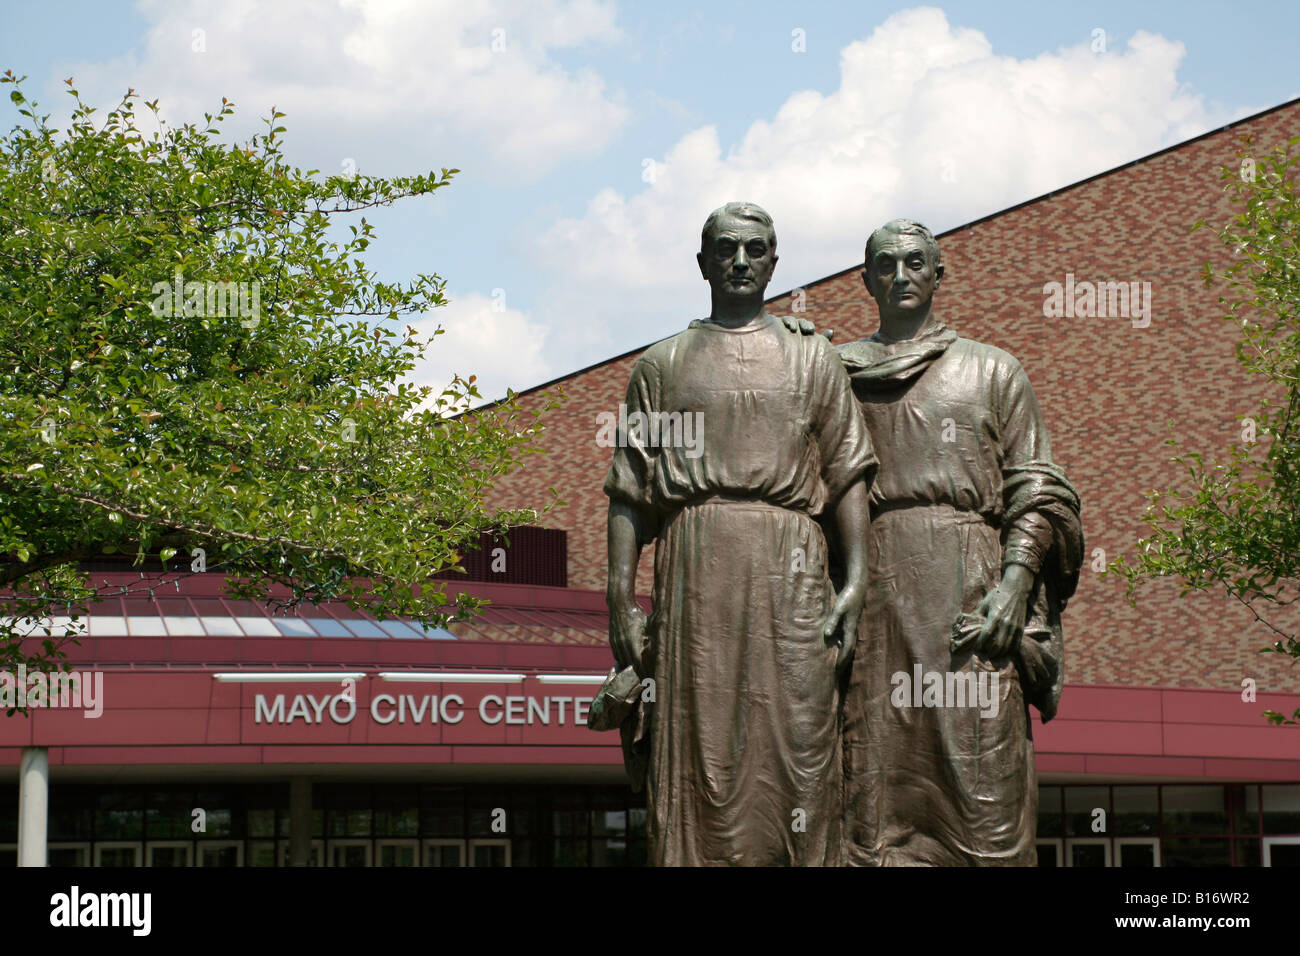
[536,7,1233,359]
[67,0,626,175]
[405,291,552,409]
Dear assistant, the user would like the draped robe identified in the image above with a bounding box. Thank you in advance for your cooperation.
[836,321,1082,866]
[604,313,877,866]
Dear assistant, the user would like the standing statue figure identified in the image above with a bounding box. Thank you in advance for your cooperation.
[831,219,1083,866]
[602,202,877,866]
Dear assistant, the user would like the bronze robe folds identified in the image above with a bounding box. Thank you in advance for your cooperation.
[837,323,1082,866]
[604,314,877,866]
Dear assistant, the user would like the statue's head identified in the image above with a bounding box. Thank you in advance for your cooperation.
[861,218,943,315]
[697,201,778,300]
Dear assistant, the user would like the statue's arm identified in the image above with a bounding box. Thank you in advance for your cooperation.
[603,356,663,676]
[809,338,876,675]
[999,360,1056,580]
[833,479,870,598]
[606,500,653,676]
[825,478,870,675]
[977,358,1053,654]
[1003,512,1053,575]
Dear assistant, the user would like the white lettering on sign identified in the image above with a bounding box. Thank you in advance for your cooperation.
[286,695,312,723]
[255,695,285,723]
[254,692,592,727]
[407,695,430,723]
[441,694,464,724]
[330,694,356,723]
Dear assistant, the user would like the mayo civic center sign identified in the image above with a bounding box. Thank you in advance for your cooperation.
[254,690,597,728]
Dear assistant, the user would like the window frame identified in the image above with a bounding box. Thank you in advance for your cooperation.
[1064,837,1112,867]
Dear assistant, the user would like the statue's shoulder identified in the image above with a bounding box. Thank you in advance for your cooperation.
[952,335,1025,375]
[770,318,849,376]
[832,334,874,356]
[832,334,883,371]
[636,326,698,368]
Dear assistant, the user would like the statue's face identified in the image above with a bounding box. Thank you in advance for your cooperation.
[863,232,942,312]
[697,215,777,298]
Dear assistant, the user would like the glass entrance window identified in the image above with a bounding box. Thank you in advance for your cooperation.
[37,781,653,867]
[1264,837,1300,866]
[1065,787,1110,837]
[247,841,276,867]
[146,842,193,867]
[470,839,510,867]
[95,843,142,867]
[146,791,195,839]
[199,842,243,867]
[377,840,418,867]
[1035,839,1062,867]
[1113,787,1159,835]
[1262,786,1300,835]
[424,839,465,866]
[1161,838,1231,866]
[1162,786,1228,834]
[276,839,323,867]
[1116,838,1160,866]
[328,840,372,867]
[1035,784,1296,868]
[94,794,143,841]
[48,780,1300,866]
[49,843,90,867]
[1065,838,1111,867]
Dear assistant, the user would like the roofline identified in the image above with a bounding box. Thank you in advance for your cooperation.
[483,94,1300,406]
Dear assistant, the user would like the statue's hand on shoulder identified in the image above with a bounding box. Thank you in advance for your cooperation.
[609,598,648,678]
[779,314,834,341]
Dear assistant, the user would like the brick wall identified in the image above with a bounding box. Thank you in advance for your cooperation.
[486,100,1300,694]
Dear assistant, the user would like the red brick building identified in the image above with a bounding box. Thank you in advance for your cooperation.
[482,96,1300,864]
[492,98,1299,694]
[4,98,1298,868]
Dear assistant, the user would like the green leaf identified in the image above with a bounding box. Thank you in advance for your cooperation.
[0,75,554,676]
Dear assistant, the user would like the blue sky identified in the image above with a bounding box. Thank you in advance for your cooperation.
[3,0,1298,401]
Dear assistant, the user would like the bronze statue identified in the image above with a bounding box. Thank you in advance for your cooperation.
[602,202,877,865]
[820,219,1083,865]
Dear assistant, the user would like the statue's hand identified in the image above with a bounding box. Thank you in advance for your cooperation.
[822,584,865,676]
[973,566,1034,658]
[608,598,648,678]
[779,314,835,342]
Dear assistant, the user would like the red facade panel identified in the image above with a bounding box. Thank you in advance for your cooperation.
[0,663,1294,778]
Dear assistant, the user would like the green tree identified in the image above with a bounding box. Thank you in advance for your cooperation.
[0,72,556,685]
[1111,134,1299,724]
